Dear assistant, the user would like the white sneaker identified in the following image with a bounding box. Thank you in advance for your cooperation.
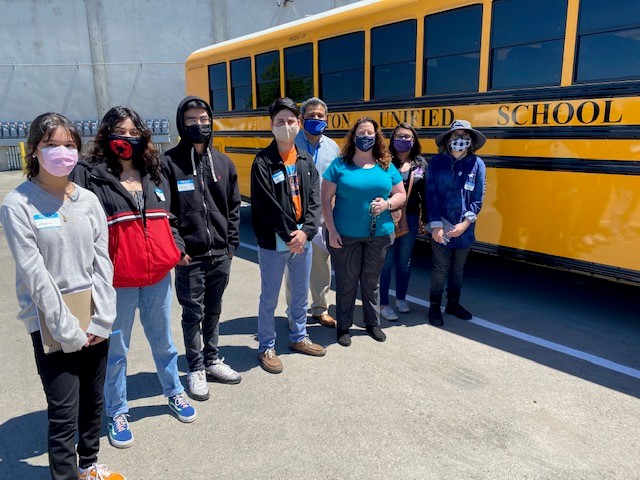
[395,299,411,313]
[379,305,399,321]
[205,357,242,384]
[187,370,209,401]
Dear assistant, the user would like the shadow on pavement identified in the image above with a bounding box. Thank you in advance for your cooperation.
[0,410,50,480]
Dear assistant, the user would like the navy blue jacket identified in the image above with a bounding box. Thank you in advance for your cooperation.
[426,152,486,249]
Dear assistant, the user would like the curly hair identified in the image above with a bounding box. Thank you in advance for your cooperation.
[89,106,162,184]
[24,113,82,180]
[340,117,391,170]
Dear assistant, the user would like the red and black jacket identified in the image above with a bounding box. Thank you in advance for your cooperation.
[71,160,181,288]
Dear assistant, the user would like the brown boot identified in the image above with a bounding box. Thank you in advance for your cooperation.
[312,313,336,328]
[258,348,283,374]
[289,337,326,357]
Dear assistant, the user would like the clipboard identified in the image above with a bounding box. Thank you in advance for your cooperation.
[37,289,94,354]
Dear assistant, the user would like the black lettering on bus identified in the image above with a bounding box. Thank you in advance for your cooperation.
[391,111,402,126]
[603,100,623,123]
[409,110,420,127]
[442,108,454,126]
[379,111,391,128]
[552,102,574,124]
[329,113,342,129]
[427,109,438,126]
[531,103,550,125]
[341,113,350,128]
[497,105,510,126]
[576,101,600,124]
[512,104,529,126]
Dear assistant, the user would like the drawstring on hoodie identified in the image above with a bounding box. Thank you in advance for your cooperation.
[190,148,218,183]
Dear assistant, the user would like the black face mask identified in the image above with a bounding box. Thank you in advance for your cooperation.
[186,124,211,144]
[107,134,142,160]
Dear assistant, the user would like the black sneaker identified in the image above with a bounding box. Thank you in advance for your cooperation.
[445,303,472,320]
[365,325,386,342]
[428,306,444,326]
[337,330,351,347]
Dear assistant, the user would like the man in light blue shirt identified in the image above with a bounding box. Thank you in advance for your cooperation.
[285,97,341,328]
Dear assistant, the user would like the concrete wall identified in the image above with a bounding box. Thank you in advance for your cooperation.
[0,0,357,169]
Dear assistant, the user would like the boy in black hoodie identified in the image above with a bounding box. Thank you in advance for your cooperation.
[163,96,241,401]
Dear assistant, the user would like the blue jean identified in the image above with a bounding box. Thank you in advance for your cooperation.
[104,273,183,418]
[257,246,312,352]
[380,214,420,305]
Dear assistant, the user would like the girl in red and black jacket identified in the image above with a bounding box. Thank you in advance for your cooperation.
[71,106,195,449]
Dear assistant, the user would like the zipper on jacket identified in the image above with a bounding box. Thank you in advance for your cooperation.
[192,148,213,250]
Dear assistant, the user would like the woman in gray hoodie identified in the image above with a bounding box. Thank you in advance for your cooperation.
[0,113,125,480]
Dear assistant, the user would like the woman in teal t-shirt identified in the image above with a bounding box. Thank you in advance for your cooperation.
[322,117,406,347]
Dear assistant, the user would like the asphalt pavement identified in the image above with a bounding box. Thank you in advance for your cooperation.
[0,170,638,480]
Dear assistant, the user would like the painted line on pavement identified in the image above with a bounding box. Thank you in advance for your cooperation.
[239,241,640,380]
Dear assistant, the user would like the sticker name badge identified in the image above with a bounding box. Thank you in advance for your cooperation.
[155,188,166,202]
[272,171,285,184]
[34,213,62,229]
[464,180,475,191]
[177,179,195,192]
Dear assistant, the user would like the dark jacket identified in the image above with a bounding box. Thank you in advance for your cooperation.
[392,155,428,224]
[71,160,181,288]
[426,152,486,249]
[250,140,320,250]
[162,95,241,259]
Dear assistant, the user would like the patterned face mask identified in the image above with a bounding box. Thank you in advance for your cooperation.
[450,137,472,152]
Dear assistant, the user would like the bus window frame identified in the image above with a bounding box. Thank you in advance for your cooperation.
[318,30,365,103]
[284,42,314,103]
[255,50,281,108]
[208,61,229,113]
[230,57,253,111]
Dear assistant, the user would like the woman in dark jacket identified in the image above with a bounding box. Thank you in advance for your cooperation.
[72,106,195,450]
[379,123,428,321]
[426,119,486,327]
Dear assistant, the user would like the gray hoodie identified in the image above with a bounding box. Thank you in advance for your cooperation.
[0,180,116,353]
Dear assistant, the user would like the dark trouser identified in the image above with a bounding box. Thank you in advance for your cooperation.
[175,255,231,372]
[380,214,420,305]
[329,235,393,331]
[430,238,470,296]
[31,331,108,479]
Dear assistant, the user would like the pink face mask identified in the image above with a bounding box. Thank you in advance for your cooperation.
[37,146,78,177]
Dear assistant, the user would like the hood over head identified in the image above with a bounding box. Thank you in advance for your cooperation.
[175,95,214,148]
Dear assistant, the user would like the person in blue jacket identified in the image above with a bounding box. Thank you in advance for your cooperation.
[426,120,486,326]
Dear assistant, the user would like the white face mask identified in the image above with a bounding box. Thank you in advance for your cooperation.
[450,138,472,152]
[272,123,300,143]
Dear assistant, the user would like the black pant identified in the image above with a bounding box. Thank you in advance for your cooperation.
[430,238,470,296]
[31,331,108,480]
[175,255,231,372]
[329,235,392,331]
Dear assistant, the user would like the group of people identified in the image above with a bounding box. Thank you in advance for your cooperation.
[0,92,485,479]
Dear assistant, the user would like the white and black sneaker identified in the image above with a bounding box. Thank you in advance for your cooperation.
[187,370,210,401]
[205,357,242,384]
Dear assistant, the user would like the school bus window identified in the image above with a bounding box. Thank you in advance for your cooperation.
[319,32,365,103]
[284,43,313,103]
[575,0,640,83]
[208,62,228,112]
[256,51,280,108]
[490,0,566,90]
[230,57,252,110]
[423,5,481,95]
[371,20,416,100]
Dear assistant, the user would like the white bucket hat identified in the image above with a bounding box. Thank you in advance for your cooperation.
[435,119,486,150]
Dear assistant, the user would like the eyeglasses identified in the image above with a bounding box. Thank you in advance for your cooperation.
[451,134,471,141]
[394,134,413,140]
[184,115,211,126]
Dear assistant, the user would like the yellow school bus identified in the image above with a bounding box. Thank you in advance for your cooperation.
[184,0,640,283]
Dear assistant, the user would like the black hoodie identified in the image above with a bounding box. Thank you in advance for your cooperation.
[162,96,241,258]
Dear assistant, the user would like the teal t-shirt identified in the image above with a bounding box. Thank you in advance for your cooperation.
[323,158,402,238]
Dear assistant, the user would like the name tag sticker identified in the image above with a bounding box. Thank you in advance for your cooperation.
[155,188,166,202]
[34,213,62,229]
[272,171,285,184]
[464,181,475,191]
[177,179,195,192]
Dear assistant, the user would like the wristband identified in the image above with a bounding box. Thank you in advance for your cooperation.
[387,200,392,211]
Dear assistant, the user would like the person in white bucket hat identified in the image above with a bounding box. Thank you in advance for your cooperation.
[426,120,486,326]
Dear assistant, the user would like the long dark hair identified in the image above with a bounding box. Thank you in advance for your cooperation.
[388,122,422,164]
[90,106,161,184]
[340,117,390,170]
[25,113,82,180]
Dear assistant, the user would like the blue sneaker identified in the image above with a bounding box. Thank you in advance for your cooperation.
[107,414,134,448]
[168,393,196,423]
